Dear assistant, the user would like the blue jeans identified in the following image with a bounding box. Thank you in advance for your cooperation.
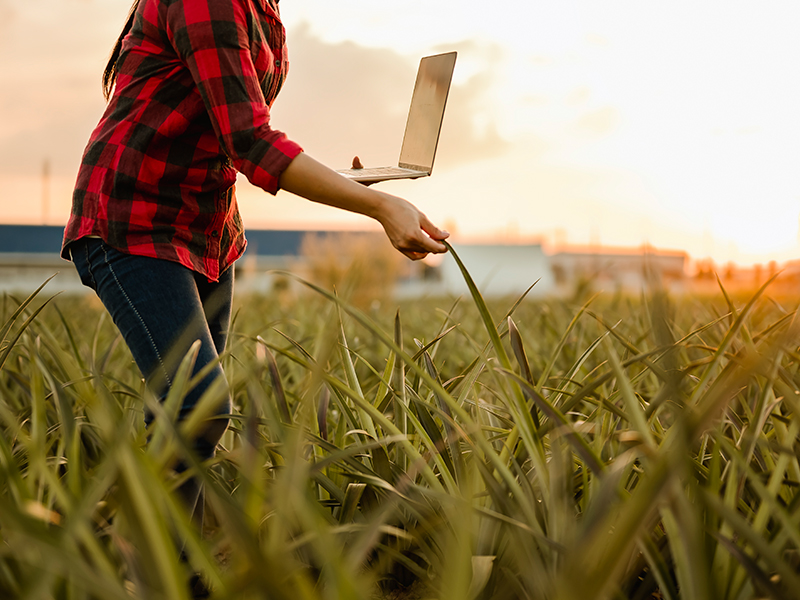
[70,237,233,516]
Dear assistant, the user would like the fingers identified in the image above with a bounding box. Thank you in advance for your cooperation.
[396,228,448,259]
[414,215,448,254]
[420,214,450,242]
[417,234,448,254]
[402,250,428,261]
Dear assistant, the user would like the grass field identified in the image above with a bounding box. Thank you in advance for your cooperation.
[1,245,800,600]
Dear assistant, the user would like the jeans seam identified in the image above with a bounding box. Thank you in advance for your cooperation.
[101,244,172,388]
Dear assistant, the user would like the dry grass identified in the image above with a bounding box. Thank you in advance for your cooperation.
[1,249,799,599]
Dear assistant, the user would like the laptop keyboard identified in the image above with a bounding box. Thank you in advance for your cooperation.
[338,166,418,178]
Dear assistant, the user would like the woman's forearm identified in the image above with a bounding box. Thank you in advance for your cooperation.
[278,152,449,260]
[278,152,384,218]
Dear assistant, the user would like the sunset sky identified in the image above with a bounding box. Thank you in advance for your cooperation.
[1,0,800,265]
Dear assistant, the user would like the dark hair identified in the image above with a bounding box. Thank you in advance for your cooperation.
[102,0,141,101]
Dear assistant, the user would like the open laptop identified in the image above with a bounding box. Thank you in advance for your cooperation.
[337,51,457,184]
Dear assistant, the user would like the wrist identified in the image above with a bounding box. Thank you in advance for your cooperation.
[361,189,392,223]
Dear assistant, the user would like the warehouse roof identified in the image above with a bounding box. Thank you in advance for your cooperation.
[0,225,343,257]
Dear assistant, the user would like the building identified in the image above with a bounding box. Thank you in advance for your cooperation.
[0,225,80,294]
[400,243,555,298]
[0,225,689,298]
[0,225,348,296]
[549,247,688,295]
[0,226,400,296]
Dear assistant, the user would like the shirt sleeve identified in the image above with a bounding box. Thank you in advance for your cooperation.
[166,0,302,194]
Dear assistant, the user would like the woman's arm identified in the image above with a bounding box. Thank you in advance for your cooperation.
[165,0,447,258]
[279,152,449,260]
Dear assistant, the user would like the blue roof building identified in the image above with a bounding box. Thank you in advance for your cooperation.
[0,224,348,294]
[0,225,315,258]
[0,225,65,255]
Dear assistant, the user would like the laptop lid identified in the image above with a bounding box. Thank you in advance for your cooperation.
[397,51,458,173]
[336,51,456,183]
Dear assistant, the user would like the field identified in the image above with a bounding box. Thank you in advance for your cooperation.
[1,245,800,600]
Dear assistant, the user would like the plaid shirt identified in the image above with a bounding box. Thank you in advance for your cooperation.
[62,0,303,281]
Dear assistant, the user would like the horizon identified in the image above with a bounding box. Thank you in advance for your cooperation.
[1,221,794,272]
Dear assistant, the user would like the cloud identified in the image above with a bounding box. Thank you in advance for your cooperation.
[434,69,512,169]
[0,1,16,39]
[0,19,511,182]
[272,25,511,170]
[0,76,105,177]
[0,0,112,178]
[573,106,619,137]
[270,24,415,167]
[427,38,512,167]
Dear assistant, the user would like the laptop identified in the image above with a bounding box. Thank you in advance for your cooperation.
[336,51,457,184]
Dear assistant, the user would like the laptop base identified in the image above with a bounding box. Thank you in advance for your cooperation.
[337,166,429,184]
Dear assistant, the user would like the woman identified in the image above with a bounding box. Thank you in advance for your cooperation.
[61,0,448,552]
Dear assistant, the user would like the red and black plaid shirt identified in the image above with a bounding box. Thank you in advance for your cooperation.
[62,0,303,281]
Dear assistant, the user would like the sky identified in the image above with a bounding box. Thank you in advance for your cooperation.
[1,0,800,266]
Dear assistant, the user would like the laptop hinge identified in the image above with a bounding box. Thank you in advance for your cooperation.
[398,162,429,172]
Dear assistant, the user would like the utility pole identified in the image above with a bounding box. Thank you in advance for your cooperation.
[42,159,50,224]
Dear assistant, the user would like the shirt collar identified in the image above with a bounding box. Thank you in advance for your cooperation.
[254,0,280,17]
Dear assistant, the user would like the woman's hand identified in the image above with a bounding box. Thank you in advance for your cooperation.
[372,191,449,260]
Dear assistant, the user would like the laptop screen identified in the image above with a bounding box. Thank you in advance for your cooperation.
[398,52,457,172]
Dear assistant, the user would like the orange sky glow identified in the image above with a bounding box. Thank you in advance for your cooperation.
[1,0,799,267]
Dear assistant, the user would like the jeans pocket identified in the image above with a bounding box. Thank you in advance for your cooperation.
[70,238,101,291]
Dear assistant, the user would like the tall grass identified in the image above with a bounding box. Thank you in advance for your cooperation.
[1,247,799,599]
